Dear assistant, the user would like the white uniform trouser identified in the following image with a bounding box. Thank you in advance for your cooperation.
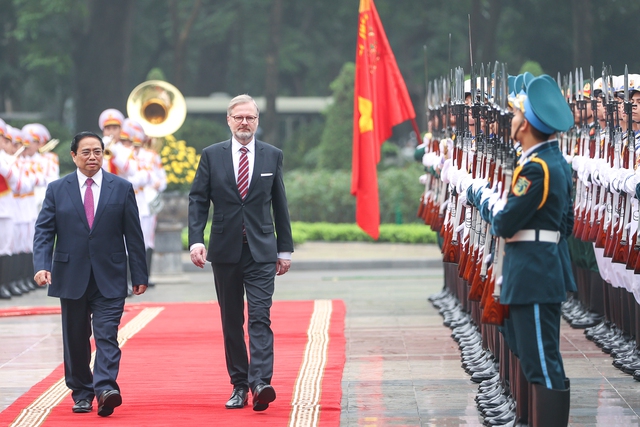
[140,215,156,250]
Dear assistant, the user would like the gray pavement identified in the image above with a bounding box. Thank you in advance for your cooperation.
[0,242,639,425]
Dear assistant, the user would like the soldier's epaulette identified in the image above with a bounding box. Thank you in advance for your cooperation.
[511,153,549,209]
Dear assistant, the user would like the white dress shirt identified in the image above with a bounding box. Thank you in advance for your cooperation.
[232,137,255,184]
[77,169,102,216]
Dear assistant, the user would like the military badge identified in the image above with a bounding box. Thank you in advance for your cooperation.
[513,176,531,196]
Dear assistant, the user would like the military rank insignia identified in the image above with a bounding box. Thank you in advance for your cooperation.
[513,176,531,196]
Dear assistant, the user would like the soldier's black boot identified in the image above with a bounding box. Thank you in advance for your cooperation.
[16,253,31,293]
[531,383,570,427]
[146,248,155,287]
[23,252,37,290]
[7,254,23,296]
[0,256,12,299]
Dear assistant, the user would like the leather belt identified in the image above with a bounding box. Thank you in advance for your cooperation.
[505,229,560,244]
[242,234,248,244]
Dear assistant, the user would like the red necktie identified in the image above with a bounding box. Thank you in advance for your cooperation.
[237,147,249,199]
[84,178,95,228]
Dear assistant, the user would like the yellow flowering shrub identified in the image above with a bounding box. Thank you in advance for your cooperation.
[161,135,200,192]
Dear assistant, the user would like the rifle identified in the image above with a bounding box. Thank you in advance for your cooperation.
[603,68,624,259]
[462,68,485,282]
[480,63,511,326]
[612,66,633,264]
[587,66,605,242]
[595,66,615,250]
[469,68,497,301]
[441,70,464,264]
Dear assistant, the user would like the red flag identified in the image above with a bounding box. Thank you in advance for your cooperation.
[352,0,419,240]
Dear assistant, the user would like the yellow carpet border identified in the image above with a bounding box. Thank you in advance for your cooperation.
[9,307,164,427]
[288,299,333,427]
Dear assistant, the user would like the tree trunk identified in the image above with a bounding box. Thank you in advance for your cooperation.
[73,0,133,132]
[572,0,592,70]
[171,0,202,92]
[481,0,503,63]
[262,0,283,146]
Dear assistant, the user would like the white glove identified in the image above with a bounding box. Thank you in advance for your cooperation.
[457,174,474,195]
[492,198,506,216]
[619,169,636,195]
[439,199,450,215]
[441,159,452,184]
[458,189,469,207]
[419,174,428,185]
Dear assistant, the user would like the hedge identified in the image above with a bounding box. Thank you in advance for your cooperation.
[182,221,437,249]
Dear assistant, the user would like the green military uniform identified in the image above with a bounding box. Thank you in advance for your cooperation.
[467,75,574,427]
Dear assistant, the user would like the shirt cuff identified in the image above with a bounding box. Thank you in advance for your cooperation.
[190,243,205,252]
[277,252,292,260]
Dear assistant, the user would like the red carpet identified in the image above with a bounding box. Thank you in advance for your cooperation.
[0,300,345,427]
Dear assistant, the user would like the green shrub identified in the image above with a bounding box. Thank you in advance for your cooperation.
[284,162,425,224]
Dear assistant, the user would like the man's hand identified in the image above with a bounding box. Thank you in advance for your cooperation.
[276,258,291,276]
[190,246,207,268]
[34,270,51,286]
[132,285,148,295]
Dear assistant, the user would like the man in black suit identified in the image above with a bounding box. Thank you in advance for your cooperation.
[33,131,148,417]
[188,94,293,411]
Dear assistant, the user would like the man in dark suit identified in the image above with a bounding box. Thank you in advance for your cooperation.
[33,131,148,417]
[188,94,293,411]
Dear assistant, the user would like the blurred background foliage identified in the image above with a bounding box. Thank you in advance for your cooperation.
[1,0,631,224]
[1,0,633,132]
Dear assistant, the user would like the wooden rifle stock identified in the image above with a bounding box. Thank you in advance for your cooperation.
[612,194,630,264]
[587,186,602,242]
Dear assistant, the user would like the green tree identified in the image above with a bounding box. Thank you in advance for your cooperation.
[281,117,324,171]
[316,62,354,170]
[519,60,544,76]
[173,117,230,154]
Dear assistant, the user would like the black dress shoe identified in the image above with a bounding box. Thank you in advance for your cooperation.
[253,384,276,411]
[97,390,122,417]
[225,387,248,409]
[72,399,93,413]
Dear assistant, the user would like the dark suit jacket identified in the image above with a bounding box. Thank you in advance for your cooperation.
[188,139,293,264]
[33,170,148,299]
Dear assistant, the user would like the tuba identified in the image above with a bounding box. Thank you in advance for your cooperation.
[127,80,186,214]
[126,80,186,138]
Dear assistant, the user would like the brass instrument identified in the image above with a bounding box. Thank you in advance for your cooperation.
[126,80,186,138]
[102,135,115,159]
[8,146,26,163]
[125,81,185,214]
[39,138,59,154]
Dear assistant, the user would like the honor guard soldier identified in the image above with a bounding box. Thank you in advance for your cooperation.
[465,75,576,427]
[130,121,165,280]
[5,126,38,295]
[99,108,136,177]
[0,119,22,299]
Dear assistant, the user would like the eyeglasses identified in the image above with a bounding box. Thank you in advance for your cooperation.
[79,149,103,157]
[230,115,258,124]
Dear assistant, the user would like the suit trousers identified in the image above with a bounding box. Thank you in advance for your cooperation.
[212,241,276,391]
[60,270,126,402]
[509,303,566,390]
